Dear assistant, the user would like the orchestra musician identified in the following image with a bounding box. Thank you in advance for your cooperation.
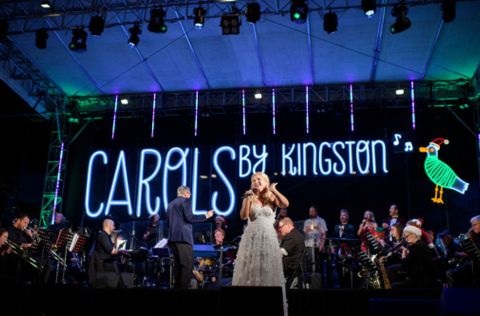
[445,214,480,288]
[0,228,14,283]
[87,218,124,288]
[5,213,39,285]
[142,213,161,249]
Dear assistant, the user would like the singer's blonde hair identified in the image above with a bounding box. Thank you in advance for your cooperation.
[251,172,271,206]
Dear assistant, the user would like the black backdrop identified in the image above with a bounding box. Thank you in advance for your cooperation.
[62,101,480,240]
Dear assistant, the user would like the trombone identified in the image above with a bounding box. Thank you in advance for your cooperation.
[4,239,44,272]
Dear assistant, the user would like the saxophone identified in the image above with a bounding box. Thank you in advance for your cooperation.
[376,255,392,289]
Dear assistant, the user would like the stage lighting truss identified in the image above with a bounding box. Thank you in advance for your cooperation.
[323,11,338,34]
[128,23,142,47]
[69,27,87,52]
[148,8,167,33]
[35,28,48,49]
[194,7,206,29]
[290,0,308,24]
[390,4,411,34]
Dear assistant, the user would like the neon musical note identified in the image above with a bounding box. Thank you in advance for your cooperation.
[393,133,402,146]
[404,142,413,152]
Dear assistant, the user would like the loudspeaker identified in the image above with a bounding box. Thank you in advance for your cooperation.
[440,288,480,316]
[219,286,283,314]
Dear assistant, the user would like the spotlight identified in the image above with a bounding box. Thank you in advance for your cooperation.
[40,1,52,9]
[193,7,206,29]
[220,8,241,35]
[390,5,411,34]
[35,29,48,49]
[128,24,141,47]
[246,2,261,24]
[148,8,167,33]
[361,0,376,17]
[290,0,308,24]
[89,14,105,36]
[323,11,338,34]
[69,27,87,52]
[441,0,456,23]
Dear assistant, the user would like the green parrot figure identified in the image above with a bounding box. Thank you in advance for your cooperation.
[419,138,469,204]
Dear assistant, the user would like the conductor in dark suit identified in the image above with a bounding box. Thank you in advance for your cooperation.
[167,185,214,289]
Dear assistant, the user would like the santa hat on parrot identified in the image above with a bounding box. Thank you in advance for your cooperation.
[430,138,449,150]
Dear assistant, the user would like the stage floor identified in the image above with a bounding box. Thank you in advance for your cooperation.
[1,285,478,316]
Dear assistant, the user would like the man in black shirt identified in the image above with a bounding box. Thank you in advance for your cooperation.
[277,217,305,288]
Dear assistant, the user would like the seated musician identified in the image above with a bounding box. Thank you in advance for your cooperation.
[0,228,10,254]
[5,213,39,284]
[391,224,440,288]
[7,213,35,248]
[87,218,122,288]
[0,228,13,283]
[142,213,160,249]
[277,217,305,289]
[446,214,480,288]
[48,212,72,236]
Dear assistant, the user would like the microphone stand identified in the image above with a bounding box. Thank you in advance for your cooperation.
[218,243,224,286]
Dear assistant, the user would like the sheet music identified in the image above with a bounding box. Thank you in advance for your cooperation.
[69,233,79,252]
[153,238,168,248]
[116,239,127,250]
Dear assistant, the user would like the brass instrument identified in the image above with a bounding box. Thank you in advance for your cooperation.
[458,232,480,262]
[357,251,382,289]
[375,255,392,289]
[4,239,44,272]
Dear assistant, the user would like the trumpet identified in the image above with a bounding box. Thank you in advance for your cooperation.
[24,226,37,239]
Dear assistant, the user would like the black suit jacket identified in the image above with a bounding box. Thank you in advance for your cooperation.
[166,196,208,245]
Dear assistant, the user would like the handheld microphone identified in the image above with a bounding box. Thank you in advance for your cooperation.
[241,190,254,199]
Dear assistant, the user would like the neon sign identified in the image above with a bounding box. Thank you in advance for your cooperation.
[84,139,388,219]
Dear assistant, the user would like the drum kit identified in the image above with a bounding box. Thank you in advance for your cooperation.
[193,242,238,288]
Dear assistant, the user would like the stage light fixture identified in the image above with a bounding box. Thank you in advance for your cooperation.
[69,27,87,52]
[246,2,261,24]
[323,11,338,34]
[220,8,241,35]
[148,8,167,33]
[361,0,376,17]
[441,0,456,23]
[290,0,308,24]
[390,5,411,34]
[40,1,52,9]
[35,29,48,49]
[89,14,105,36]
[128,24,141,47]
[193,7,206,29]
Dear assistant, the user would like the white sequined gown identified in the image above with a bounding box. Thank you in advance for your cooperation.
[232,204,288,315]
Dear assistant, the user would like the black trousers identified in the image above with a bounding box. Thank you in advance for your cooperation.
[169,242,193,289]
